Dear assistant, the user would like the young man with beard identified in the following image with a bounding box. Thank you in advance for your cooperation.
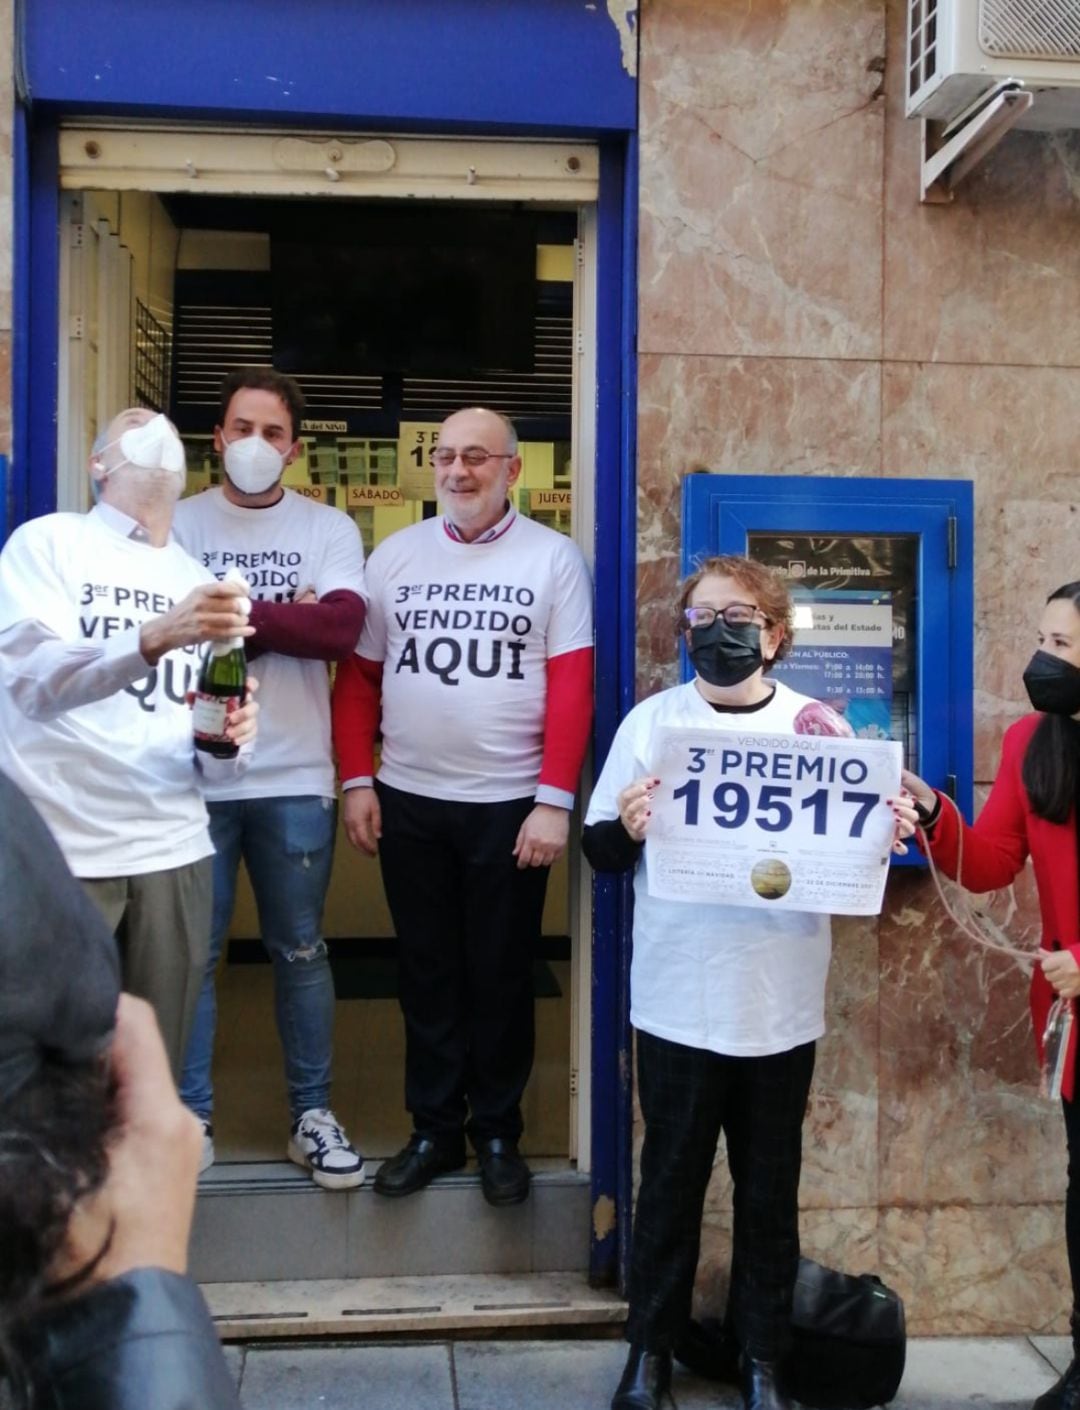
[173,367,367,1190]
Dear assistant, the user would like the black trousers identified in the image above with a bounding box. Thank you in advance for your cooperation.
[627,1029,816,1362]
[1062,1093,1080,1340]
[375,781,549,1147]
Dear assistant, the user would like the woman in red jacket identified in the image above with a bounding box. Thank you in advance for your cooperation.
[903,578,1080,1410]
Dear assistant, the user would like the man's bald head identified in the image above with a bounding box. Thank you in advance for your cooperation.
[441,407,518,457]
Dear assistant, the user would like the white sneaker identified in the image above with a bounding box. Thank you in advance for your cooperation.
[198,1119,215,1175]
[287,1108,365,1190]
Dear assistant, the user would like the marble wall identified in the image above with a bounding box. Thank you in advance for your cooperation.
[638,0,1080,1334]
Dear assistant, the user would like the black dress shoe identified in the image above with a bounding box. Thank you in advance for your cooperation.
[611,1344,672,1410]
[372,1134,466,1197]
[1034,1358,1080,1410]
[475,1137,530,1206]
[740,1357,792,1410]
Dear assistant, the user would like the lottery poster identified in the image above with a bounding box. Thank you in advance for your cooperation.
[772,592,894,740]
[646,727,902,916]
[749,533,920,756]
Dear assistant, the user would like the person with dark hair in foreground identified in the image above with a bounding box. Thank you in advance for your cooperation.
[903,580,1080,1410]
[0,768,238,1410]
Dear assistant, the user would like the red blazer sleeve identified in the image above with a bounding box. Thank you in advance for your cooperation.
[923,718,1034,891]
[538,645,594,798]
[331,653,383,782]
[248,590,366,662]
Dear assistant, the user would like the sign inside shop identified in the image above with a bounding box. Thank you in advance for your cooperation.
[397,422,440,501]
[347,485,406,508]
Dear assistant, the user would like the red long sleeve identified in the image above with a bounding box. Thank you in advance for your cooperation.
[248,589,366,662]
[918,713,1080,1100]
[331,653,384,782]
[924,717,1033,892]
[538,645,594,796]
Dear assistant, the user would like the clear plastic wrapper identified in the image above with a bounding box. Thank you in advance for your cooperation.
[1041,996,1074,1102]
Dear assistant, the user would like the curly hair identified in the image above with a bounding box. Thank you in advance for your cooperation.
[218,366,305,442]
[675,554,795,669]
[0,1057,115,1408]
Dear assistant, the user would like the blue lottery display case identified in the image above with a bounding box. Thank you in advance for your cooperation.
[681,474,976,857]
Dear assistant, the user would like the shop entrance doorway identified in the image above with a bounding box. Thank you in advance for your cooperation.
[55,128,602,1302]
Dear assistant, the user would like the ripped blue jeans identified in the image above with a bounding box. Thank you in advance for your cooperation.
[180,795,338,1124]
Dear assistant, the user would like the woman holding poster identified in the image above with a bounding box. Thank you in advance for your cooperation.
[903,580,1080,1410]
[584,555,913,1410]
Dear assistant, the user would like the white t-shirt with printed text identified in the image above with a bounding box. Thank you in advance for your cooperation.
[173,487,367,801]
[358,514,593,803]
[585,679,833,1058]
[0,509,217,877]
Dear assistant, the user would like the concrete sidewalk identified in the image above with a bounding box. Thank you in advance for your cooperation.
[224,1333,1069,1409]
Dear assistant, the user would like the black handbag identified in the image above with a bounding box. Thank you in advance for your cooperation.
[673,1258,906,1410]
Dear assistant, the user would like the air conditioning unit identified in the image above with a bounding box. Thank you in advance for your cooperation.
[907,0,1080,126]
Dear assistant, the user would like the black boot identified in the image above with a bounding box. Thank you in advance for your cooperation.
[740,1356,793,1410]
[611,1344,672,1410]
[1034,1361,1080,1410]
[1034,1311,1080,1410]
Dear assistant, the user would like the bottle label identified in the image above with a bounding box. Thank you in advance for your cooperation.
[192,692,240,741]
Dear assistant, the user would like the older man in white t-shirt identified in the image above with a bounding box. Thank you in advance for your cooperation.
[0,408,256,1075]
[332,407,594,1207]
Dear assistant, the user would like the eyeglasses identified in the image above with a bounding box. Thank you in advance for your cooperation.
[429,446,515,469]
[683,603,767,629]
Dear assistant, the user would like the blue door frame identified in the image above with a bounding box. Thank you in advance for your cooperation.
[681,475,975,822]
[12,0,637,1288]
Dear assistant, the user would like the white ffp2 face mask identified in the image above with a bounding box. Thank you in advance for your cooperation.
[99,414,186,477]
[222,433,288,495]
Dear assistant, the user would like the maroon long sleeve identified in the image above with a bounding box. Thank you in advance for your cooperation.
[247,589,366,662]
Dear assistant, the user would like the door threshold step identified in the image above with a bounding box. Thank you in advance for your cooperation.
[198,1160,588,1196]
[203,1271,627,1340]
[192,1166,591,1282]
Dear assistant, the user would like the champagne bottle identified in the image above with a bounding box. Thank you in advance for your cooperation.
[193,570,248,759]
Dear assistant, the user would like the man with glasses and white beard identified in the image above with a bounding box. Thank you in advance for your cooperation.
[332,406,593,1206]
[0,407,258,1076]
[172,367,368,1192]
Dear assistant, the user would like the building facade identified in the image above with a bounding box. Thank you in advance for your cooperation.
[3,0,1079,1335]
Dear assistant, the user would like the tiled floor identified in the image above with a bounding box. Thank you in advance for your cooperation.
[222,1336,1070,1409]
[208,960,573,1163]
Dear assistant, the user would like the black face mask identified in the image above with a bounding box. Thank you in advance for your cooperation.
[1023,650,1080,717]
[688,618,764,688]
